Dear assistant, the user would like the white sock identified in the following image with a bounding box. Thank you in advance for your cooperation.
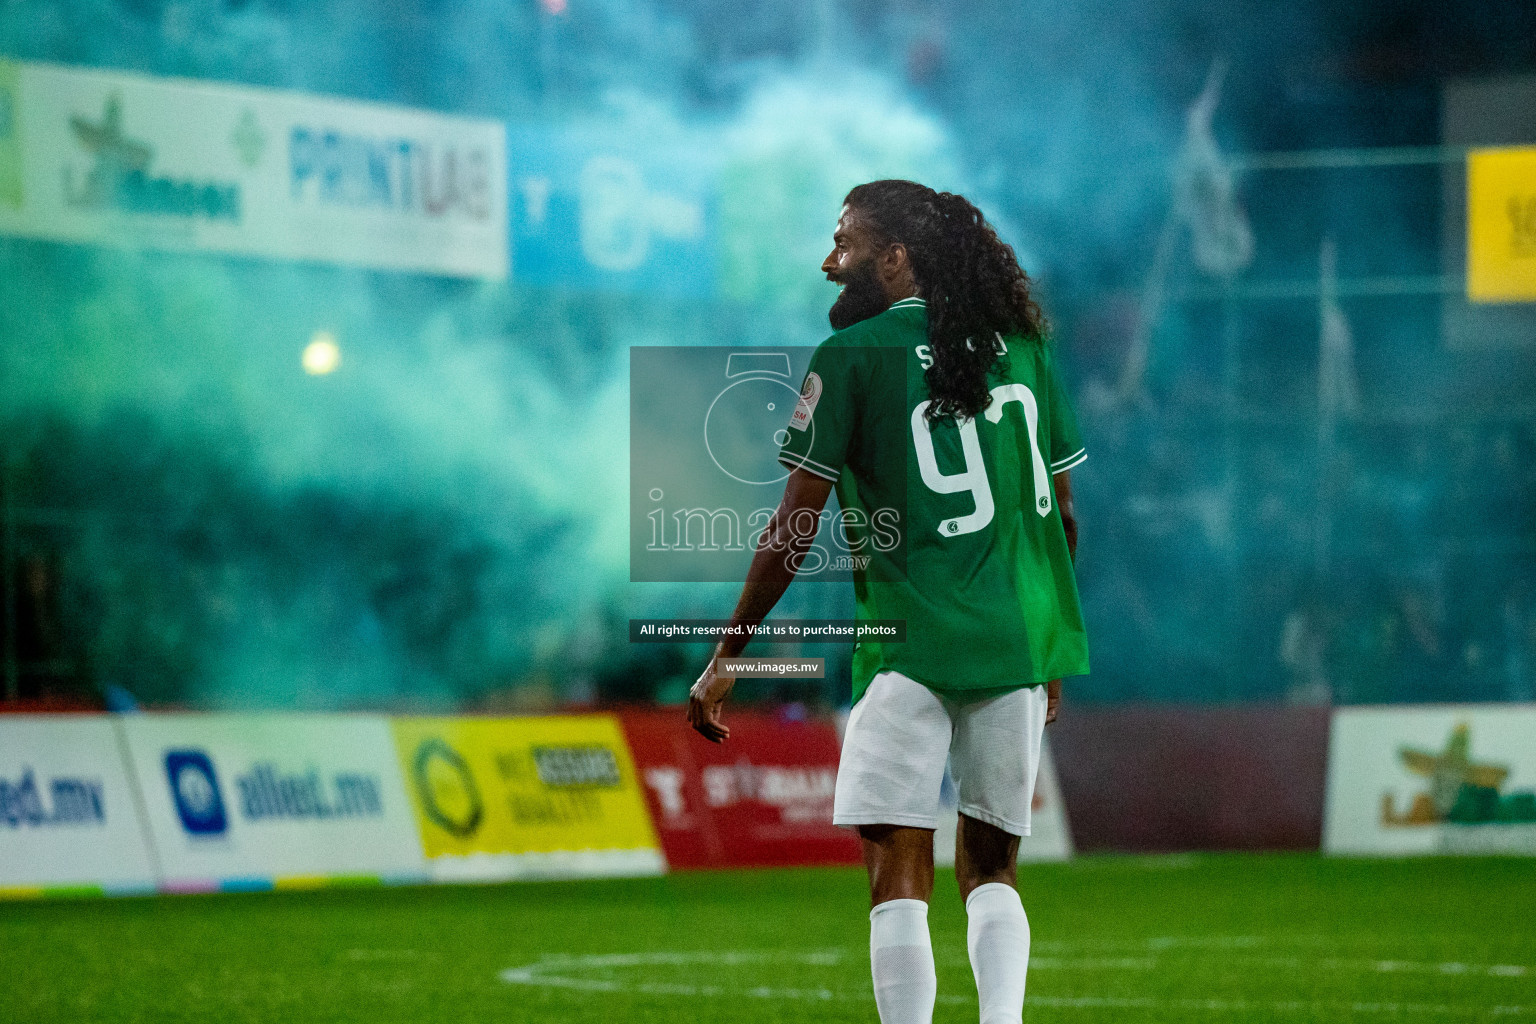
[869,898,936,1024]
[966,882,1030,1024]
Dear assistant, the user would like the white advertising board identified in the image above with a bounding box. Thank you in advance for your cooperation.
[0,59,506,279]
[0,715,157,893]
[1324,704,1536,856]
[119,714,426,889]
[934,736,1073,865]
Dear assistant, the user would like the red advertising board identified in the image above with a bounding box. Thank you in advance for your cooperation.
[620,709,862,869]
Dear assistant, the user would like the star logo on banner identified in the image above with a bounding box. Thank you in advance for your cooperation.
[70,93,152,170]
[1397,723,1510,817]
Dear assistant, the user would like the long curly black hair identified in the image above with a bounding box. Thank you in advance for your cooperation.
[844,180,1047,423]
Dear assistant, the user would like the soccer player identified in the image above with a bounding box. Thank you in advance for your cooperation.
[687,179,1089,1024]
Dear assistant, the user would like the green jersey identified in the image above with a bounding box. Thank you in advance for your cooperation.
[777,296,1089,704]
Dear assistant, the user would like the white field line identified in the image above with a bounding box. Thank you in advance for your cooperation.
[1325,960,1528,978]
[1025,997,1530,1016]
[1011,955,1528,979]
[1038,935,1535,968]
[1028,957,1161,971]
[498,950,851,1002]
[1033,936,1269,954]
[496,948,1532,1016]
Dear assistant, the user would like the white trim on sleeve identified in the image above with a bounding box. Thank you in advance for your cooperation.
[777,451,841,482]
[1050,448,1087,473]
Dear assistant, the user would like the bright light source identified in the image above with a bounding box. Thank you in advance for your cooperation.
[539,0,567,14]
[303,332,341,375]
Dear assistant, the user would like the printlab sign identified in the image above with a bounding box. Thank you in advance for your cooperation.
[0,59,507,278]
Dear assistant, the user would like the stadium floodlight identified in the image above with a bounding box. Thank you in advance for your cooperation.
[303,331,341,376]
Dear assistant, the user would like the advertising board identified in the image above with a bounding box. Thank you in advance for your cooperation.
[1440,75,1536,348]
[1325,705,1536,856]
[1467,147,1536,303]
[391,715,664,881]
[508,128,714,296]
[0,59,506,278]
[0,715,156,895]
[118,714,426,889]
[621,709,861,870]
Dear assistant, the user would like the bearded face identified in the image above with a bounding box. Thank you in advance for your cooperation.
[827,252,890,331]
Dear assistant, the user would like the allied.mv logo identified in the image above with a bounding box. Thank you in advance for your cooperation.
[165,749,228,836]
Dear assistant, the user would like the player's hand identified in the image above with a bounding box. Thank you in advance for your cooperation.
[687,657,736,743]
[1045,679,1062,725]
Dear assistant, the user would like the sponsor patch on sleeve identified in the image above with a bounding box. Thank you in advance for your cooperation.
[789,371,822,431]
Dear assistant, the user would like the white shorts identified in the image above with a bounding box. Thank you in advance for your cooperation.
[833,670,1048,836]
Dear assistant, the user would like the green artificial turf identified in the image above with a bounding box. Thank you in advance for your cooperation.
[4,853,1534,1023]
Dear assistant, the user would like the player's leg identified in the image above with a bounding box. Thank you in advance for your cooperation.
[859,824,936,1024]
[947,684,1049,1024]
[859,823,936,904]
[954,811,1020,900]
[956,814,1029,1024]
[834,671,952,1024]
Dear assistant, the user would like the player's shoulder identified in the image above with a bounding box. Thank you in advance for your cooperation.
[991,329,1051,380]
[1004,328,1051,358]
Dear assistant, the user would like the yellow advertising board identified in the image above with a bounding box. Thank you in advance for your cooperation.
[391,715,664,881]
[1467,147,1536,303]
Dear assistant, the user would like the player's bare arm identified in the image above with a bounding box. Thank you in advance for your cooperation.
[686,467,835,743]
[1046,466,1075,725]
[1054,468,1077,562]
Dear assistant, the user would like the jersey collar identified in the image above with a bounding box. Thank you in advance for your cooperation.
[888,296,926,311]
